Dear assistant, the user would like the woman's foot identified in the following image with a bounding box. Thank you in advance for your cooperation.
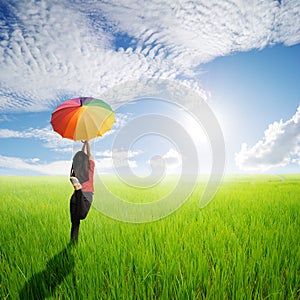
[70,176,82,190]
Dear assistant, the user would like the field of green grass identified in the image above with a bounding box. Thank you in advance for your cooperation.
[0,175,299,299]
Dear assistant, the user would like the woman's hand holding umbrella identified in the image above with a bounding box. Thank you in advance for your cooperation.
[81,140,92,160]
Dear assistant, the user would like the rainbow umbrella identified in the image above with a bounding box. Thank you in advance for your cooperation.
[50,97,115,141]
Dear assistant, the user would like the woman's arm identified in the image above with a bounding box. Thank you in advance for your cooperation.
[81,140,86,152]
[82,140,92,160]
[85,141,92,160]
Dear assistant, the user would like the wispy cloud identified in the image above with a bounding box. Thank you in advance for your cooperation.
[0,110,127,149]
[0,154,71,175]
[0,153,137,175]
[235,105,300,171]
[0,110,132,174]
[0,126,73,150]
[0,0,299,112]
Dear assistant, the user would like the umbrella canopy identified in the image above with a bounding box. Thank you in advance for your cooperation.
[51,97,115,141]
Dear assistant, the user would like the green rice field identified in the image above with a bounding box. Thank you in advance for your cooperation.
[0,175,299,299]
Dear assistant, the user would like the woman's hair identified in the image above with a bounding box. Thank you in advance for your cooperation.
[70,151,90,183]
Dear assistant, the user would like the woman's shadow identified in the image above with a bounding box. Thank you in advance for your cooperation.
[19,242,76,300]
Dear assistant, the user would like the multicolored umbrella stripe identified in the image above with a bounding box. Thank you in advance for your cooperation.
[51,97,115,141]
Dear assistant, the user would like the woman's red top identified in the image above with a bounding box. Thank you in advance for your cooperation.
[82,160,95,193]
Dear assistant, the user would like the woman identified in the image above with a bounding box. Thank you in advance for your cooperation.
[69,140,95,243]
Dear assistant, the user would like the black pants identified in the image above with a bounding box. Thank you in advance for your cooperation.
[70,190,92,242]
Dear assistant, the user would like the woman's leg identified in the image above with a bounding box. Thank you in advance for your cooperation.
[75,189,91,220]
[69,190,91,242]
[70,193,80,242]
[70,220,80,242]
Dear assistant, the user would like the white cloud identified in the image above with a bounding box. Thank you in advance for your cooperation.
[96,149,142,158]
[95,148,141,171]
[114,113,131,129]
[0,1,299,112]
[162,148,182,170]
[235,105,300,171]
[149,148,182,173]
[95,0,300,60]
[0,154,70,175]
[0,1,189,112]
[95,157,138,171]
[0,126,73,150]
[0,152,138,175]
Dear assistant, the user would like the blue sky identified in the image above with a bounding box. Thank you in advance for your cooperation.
[0,0,299,176]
